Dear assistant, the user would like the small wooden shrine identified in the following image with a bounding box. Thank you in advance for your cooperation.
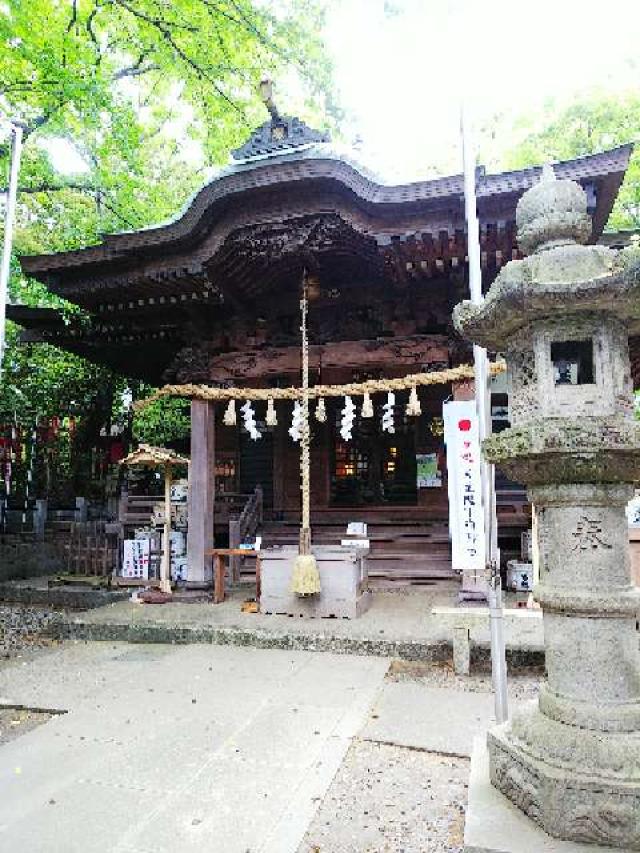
[13,98,632,583]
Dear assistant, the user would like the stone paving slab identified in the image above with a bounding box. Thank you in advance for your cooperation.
[361,681,496,758]
[0,642,388,853]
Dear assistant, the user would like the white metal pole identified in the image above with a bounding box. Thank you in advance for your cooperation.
[161,464,172,594]
[0,123,24,375]
[461,104,508,724]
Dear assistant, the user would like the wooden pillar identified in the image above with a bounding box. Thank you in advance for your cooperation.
[187,400,215,583]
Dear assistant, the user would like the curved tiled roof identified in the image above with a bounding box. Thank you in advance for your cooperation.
[21,143,632,278]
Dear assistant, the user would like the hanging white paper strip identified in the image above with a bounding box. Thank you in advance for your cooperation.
[382,392,395,433]
[289,400,304,442]
[340,395,356,441]
[240,400,261,440]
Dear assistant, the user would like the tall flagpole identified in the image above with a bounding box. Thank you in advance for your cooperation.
[461,104,508,724]
[0,122,24,375]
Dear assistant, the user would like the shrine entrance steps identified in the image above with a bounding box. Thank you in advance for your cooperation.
[258,513,455,584]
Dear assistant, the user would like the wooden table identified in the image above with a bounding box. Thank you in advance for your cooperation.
[206,548,261,604]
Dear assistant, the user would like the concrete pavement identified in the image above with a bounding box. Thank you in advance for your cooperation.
[361,680,496,758]
[0,642,388,853]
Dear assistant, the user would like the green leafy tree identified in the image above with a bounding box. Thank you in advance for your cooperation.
[132,396,191,447]
[504,92,640,231]
[0,0,335,496]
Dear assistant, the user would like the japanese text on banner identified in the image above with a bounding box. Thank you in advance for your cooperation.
[443,401,486,574]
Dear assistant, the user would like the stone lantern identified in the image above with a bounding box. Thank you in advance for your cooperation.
[454,165,640,849]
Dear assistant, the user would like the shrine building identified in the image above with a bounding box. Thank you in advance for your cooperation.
[12,108,633,583]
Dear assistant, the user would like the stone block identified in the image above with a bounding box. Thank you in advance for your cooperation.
[453,625,471,675]
[488,704,640,850]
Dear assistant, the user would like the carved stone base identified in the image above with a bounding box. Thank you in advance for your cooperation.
[488,702,640,850]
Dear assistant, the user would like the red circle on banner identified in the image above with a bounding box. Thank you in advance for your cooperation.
[458,419,472,431]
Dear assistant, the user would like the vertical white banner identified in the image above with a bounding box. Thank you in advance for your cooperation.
[444,401,486,577]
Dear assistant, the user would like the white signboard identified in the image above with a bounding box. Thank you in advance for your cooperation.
[626,494,640,528]
[443,401,486,576]
[171,556,188,582]
[122,538,150,579]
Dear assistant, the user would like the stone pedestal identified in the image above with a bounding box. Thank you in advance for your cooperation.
[465,738,623,853]
[488,483,640,848]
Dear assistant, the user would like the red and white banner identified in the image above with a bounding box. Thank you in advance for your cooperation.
[443,401,486,577]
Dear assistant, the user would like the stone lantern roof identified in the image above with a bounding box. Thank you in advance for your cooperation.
[453,165,640,351]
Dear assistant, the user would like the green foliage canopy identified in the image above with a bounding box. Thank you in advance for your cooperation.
[504,92,640,231]
[0,0,333,445]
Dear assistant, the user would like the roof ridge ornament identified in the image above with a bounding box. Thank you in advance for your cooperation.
[541,162,556,182]
[231,78,330,161]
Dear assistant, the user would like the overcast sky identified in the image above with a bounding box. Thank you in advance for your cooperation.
[325,0,640,181]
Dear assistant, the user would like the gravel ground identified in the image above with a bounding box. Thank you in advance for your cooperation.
[0,605,59,658]
[299,660,544,853]
[298,740,468,853]
[386,658,543,703]
[0,706,53,745]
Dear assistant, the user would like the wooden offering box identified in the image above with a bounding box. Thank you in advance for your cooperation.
[259,545,371,619]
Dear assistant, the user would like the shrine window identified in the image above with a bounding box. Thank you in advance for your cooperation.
[384,446,398,475]
[215,456,237,494]
[334,442,370,480]
[551,340,594,386]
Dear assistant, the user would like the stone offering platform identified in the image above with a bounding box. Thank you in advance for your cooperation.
[7,578,547,665]
[465,738,622,853]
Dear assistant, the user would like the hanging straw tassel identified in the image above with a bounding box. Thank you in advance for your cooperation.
[265,397,277,426]
[361,392,374,418]
[291,553,321,595]
[291,528,321,595]
[406,386,421,416]
[291,270,321,597]
[223,399,237,425]
[314,397,326,423]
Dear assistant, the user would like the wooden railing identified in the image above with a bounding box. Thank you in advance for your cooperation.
[118,493,164,528]
[117,487,264,581]
[229,485,263,581]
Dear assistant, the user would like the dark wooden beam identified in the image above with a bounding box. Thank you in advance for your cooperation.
[169,335,452,384]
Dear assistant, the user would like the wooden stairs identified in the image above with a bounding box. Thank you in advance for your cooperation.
[259,512,455,583]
